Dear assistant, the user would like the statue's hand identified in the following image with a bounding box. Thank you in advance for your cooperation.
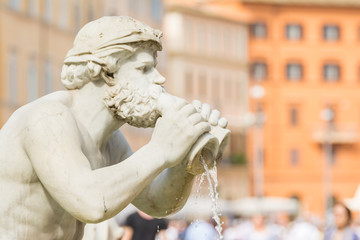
[192,100,228,128]
[151,98,211,168]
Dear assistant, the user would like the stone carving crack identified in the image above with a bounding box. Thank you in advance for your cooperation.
[103,196,108,213]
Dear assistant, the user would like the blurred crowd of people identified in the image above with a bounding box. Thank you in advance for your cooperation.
[221,202,359,240]
[83,202,360,240]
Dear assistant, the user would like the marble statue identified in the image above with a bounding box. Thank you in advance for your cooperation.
[0,16,229,239]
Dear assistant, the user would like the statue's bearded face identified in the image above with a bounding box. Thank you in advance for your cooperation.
[103,48,166,128]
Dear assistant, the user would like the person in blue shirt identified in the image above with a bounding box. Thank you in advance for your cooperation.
[324,202,359,240]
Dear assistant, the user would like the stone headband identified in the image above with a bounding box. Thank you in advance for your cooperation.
[64,16,163,66]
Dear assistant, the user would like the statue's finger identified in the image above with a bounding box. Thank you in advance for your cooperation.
[200,103,211,120]
[192,100,202,112]
[218,117,228,128]
[209,109,220,126]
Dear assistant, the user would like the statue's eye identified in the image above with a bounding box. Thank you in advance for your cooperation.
[137,66,150,73]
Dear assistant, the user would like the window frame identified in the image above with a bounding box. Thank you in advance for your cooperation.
[251,61,267,82]
[323,63,340,82]
[323,24,340,41]
[251,22,267,39]
[44,58,53,94]
[27,54,38,102]
[285,23,303,40]
[289,148,300,166]
[8,48,18,104]
[289,106,299,126]
[286,63,303,81]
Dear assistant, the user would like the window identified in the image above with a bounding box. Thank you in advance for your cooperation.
[74,2,81,31]
[323,64,340,82]
[44,0,53,23]
[210,26,219,56]
[323,25,339,41]
[28,0,38,17]
[251,22,267,38]
[226,77,235,102]
[128,0,136,14]
[151,0,163,22]
[211,75,220,104]
[197,24,206,53]
[184,19,194,50]
[252,62,267,81]
[9,0,21,11]
[27,55,38,102]
[8,49,18,104]
[290,149,299,166]
[59,0,68,29]
[88,2,94,22]
[185,70,193,96]
[236,28,246,60]
[286,63,302,81]
[136,0,145,16]
[235,79,241,103]
[199,73,207,98]
[44,59,53,94]
[286,24,302,40]
[290,106,298,126]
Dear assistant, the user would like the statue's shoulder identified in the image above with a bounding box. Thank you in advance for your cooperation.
[21,91,75,127]
[29,92,71,115]
[1,92,78,144]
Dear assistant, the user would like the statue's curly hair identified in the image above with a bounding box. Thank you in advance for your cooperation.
[61,41,159,90]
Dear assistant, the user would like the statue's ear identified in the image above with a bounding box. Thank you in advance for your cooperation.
[87,61,102,79]
[105,72,114,79]
[101,70,116,86]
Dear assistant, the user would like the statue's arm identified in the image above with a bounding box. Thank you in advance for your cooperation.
[108,129,194,217]
[23,104,169,223]
[128,100,227,218]
[24,101,209,223]
[110,130,195,218]
[131,162,195,217]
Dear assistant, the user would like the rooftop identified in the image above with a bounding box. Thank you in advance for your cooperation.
[241,0,360,7]
[164,0,252,23]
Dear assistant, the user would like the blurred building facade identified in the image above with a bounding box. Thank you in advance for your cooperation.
[162,0,251,200]
[0,0,251,200]
[162,0,249,166]
[243,0,360,216]
[3,0,360,218]
[0,0,107,123]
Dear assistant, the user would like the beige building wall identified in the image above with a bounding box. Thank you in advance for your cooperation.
[163,3,249,160]
[0,0,106,124]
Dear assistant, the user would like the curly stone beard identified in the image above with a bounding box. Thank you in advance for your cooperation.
[103,80,165,128]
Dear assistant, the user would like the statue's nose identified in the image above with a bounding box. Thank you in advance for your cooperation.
[152,70,166,85]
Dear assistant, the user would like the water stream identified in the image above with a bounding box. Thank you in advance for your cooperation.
[196,169,206,194]
[200,155,223,240]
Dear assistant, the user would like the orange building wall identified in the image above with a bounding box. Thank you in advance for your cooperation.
[245,3,360,216]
